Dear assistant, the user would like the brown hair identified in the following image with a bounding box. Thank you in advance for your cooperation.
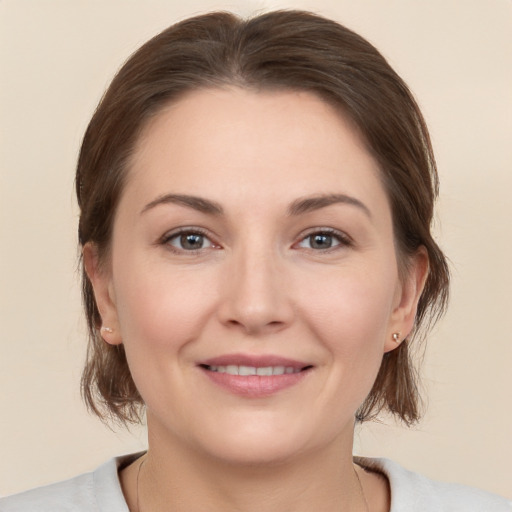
[77,10,449,426]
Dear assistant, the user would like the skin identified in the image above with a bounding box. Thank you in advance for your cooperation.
[84,88,428,512]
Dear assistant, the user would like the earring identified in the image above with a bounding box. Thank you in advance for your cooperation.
[101,326,113,333]
[392,332,401,344]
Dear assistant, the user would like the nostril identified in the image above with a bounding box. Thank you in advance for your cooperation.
[216,280,294,334]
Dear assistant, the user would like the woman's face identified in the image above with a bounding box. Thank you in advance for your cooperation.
[88,88,423,464]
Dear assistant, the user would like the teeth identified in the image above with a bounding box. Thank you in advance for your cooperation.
[272,366,285,375]
[207,365,301,375]
[239,365,256,376]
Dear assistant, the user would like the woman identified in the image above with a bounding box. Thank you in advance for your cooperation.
[1,10,510,512]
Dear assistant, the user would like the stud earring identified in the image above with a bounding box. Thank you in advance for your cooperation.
[392,332,401,343]
[101,326,113,333]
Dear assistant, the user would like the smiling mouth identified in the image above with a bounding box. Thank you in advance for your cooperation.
[200,364,312,376]
[198,361,313,397]
[197,354,313,396]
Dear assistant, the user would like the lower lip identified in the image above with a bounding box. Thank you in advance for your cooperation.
[200,368,311,397]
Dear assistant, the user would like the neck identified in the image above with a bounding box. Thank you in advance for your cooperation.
[128,419,368,512]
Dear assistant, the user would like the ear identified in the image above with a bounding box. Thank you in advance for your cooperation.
[82,243,122,346]
[384,246,429,353]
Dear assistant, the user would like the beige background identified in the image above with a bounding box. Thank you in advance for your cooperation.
[1,0,511,499]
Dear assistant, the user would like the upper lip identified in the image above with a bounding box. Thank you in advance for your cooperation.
[199,353,312,370]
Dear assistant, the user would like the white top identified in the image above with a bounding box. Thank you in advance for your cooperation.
[1,453,510,511]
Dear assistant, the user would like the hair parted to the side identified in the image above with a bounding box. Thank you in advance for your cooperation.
[77,10,449,426]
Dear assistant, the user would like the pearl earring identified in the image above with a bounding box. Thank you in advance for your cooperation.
[392,332,401,343]
[101,326,113,333]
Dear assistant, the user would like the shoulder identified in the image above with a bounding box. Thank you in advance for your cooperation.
[0,453,141,512]
[357,457,512,512]
[0,470,96,512]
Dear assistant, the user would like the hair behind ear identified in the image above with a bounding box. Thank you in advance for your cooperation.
[356,341,422,426]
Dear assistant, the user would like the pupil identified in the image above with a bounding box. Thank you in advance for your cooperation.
[311,234,332,249]
[181,233,203,249]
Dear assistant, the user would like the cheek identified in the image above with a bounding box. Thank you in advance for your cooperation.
[296,258,399,406]
[112,257,218,354]
[110,260,220,412]
[285,265,399,432]
[299,263,398,351]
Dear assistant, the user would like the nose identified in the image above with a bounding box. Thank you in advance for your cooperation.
[217,244,294,336]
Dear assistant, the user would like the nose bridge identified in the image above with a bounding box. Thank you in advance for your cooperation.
[219,234,292,333]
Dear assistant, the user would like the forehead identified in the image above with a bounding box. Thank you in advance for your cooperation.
[123,87,387,215]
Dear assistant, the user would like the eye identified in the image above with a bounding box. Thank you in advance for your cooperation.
[296,229,350,250]
[162,229,217,252]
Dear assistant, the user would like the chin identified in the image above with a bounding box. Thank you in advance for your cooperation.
[186,409,346,468]
[200,432,310,467]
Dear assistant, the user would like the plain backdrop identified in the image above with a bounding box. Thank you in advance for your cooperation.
[1,0,511,499]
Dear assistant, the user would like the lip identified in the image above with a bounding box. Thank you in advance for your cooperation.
[200,353,309,369]
[198,353,313,398]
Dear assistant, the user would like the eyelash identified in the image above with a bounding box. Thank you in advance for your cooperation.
[295,228,353,252]
[159,227,352,254]
[159,227,218,253]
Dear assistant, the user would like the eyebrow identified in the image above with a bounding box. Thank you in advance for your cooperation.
[140,192,371,218]
[141,194,224,216]
[288,193,372,218]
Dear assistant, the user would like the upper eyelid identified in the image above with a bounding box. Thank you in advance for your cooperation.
[294,229,354,253]
[157,226,352,248]
[297,227,352,243]
[160,226,212,242]
[159,228,221,254]
[158,227,219,252]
